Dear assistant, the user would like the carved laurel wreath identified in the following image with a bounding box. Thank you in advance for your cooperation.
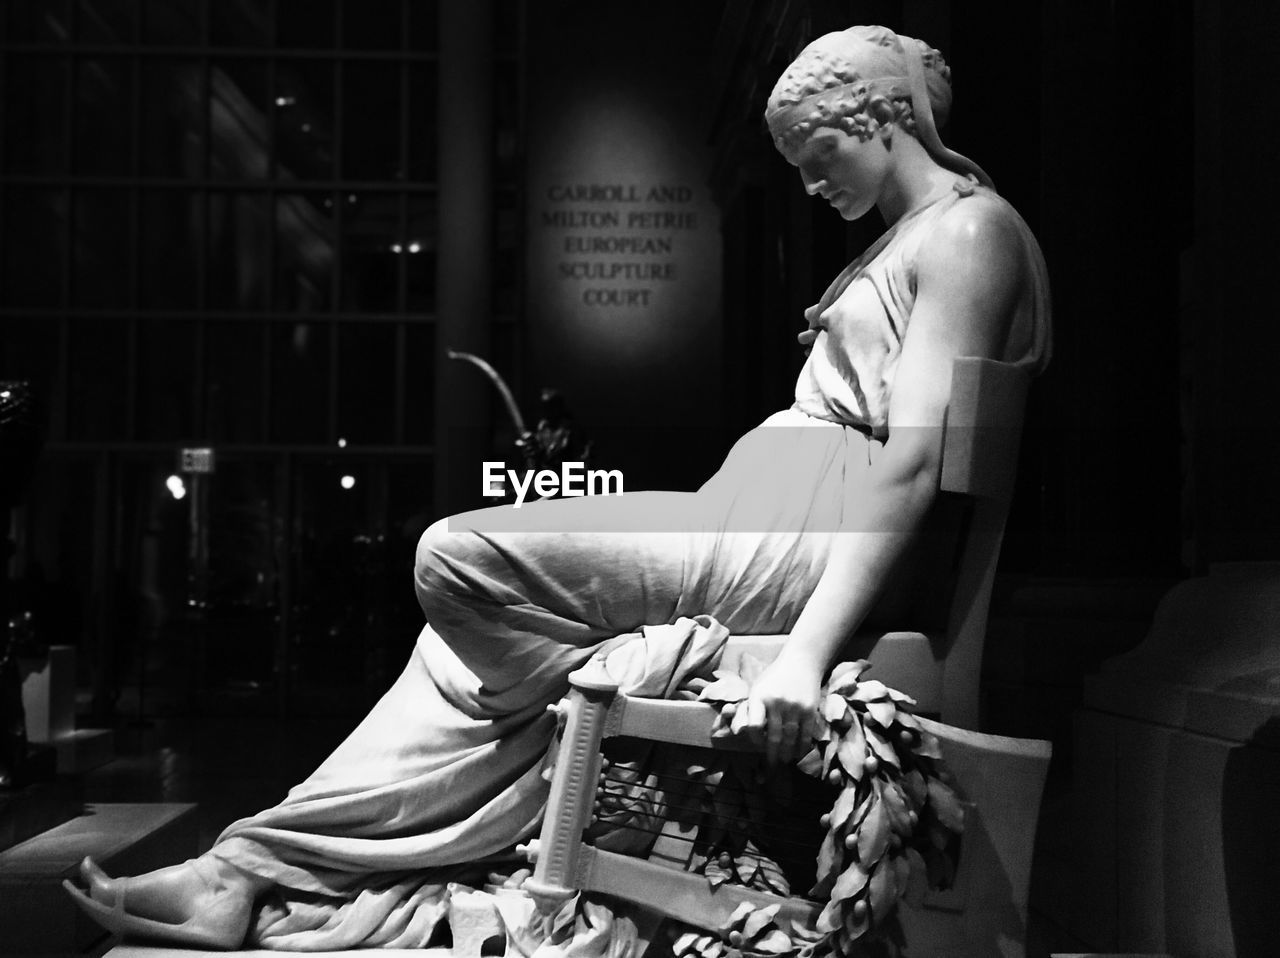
[677,659,966,958]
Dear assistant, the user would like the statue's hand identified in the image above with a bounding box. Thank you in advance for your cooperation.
[798,303,822,356]
[731,658,822,766]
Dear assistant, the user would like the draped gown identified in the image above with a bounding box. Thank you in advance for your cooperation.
[210,177,1052,949]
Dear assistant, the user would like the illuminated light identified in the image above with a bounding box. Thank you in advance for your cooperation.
[407,241,422,254]
[165,475,187,500]
[347,194,357,204]
[337,437,348,448]
[390,243,403,254]
[274,95,296,107]
[0,390,9,400]
[340,475,356,490]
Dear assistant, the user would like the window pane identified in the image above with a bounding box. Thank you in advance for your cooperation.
[275,192,335,313]
[72,188,133,308]
[136,318,195,440]
[406,62,436,182]
[6,0,71,43]
[66,319,129,440]
[0,318,61,434]
[270,321,330,442]
[209,0,270,47]
[288,456,380,711]
[3,188,66,307]
[273,59,335,180]
[4,57,69,175]
[401,321,433,445]
[205,457,280,695]
[206,322,265,442]
[336,323,394,444]
[340,191,400,311]
[404,193,435,311]
[277,0,334,49]
[341,62,402,181]
[140,59,204,178]
[207,191,270,309]
[340,0,403,50]
[407,0,437,52]
[140,189,200,308]
[75,0,137,44]
[141,0,202,44]
[208,60,270,179]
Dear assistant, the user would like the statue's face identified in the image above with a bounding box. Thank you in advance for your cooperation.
[778,126,889,221]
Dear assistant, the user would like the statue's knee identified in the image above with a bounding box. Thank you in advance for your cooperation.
[414,518,456,589]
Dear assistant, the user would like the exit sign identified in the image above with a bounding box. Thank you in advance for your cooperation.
[179,448,216,474]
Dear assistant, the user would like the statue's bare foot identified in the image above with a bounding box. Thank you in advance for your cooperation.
[65,855,263,948]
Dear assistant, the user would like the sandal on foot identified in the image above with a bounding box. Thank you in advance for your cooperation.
[62,877,244,949]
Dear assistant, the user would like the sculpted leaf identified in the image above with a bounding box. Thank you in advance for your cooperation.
[815,897,843,935]
[927,778,966,833]
[866,699,897,729]
[830,861,870,904]
[829,783,859,831]
[850,679,890,702]
[865,726,900,768]
[705,858,732,889]
[902,769,928,806]
[672,931,704,956]
[881,781,912,834]
[856,786,891,864]
[885,686,917,705]
[892,853,912,901]
[790,924,827,944]
[823,692,850,724]
[719,902,755,935]
[756,853,791,896]
[750,929,794,955]
[813,829,842,897]
[836,734,866,780]
[913,731,943,760]
[828,659,871,693]
[867,860,898,919]
[740,903,782,940]
[796,746,823,777]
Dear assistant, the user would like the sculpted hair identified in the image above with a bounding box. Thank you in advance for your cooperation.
[766,25,952,152]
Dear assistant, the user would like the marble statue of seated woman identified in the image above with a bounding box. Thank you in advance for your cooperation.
[64,23,1050,951]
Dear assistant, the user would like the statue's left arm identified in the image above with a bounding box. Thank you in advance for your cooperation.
[742,199,1027,763]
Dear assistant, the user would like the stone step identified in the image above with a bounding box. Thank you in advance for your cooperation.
[0,803,198,955]
[0,776,82,854]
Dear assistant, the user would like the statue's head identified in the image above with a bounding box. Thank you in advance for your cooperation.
[766,26,991,191]
[766,26,951,152]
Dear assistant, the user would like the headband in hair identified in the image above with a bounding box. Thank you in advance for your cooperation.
[764,75,910,140]
[766,28,995,191]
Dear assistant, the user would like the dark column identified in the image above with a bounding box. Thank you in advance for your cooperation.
[435,1,494,516]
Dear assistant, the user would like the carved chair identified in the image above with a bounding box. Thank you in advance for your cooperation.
[517,357,1050,956]
[522,675,1051,957]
